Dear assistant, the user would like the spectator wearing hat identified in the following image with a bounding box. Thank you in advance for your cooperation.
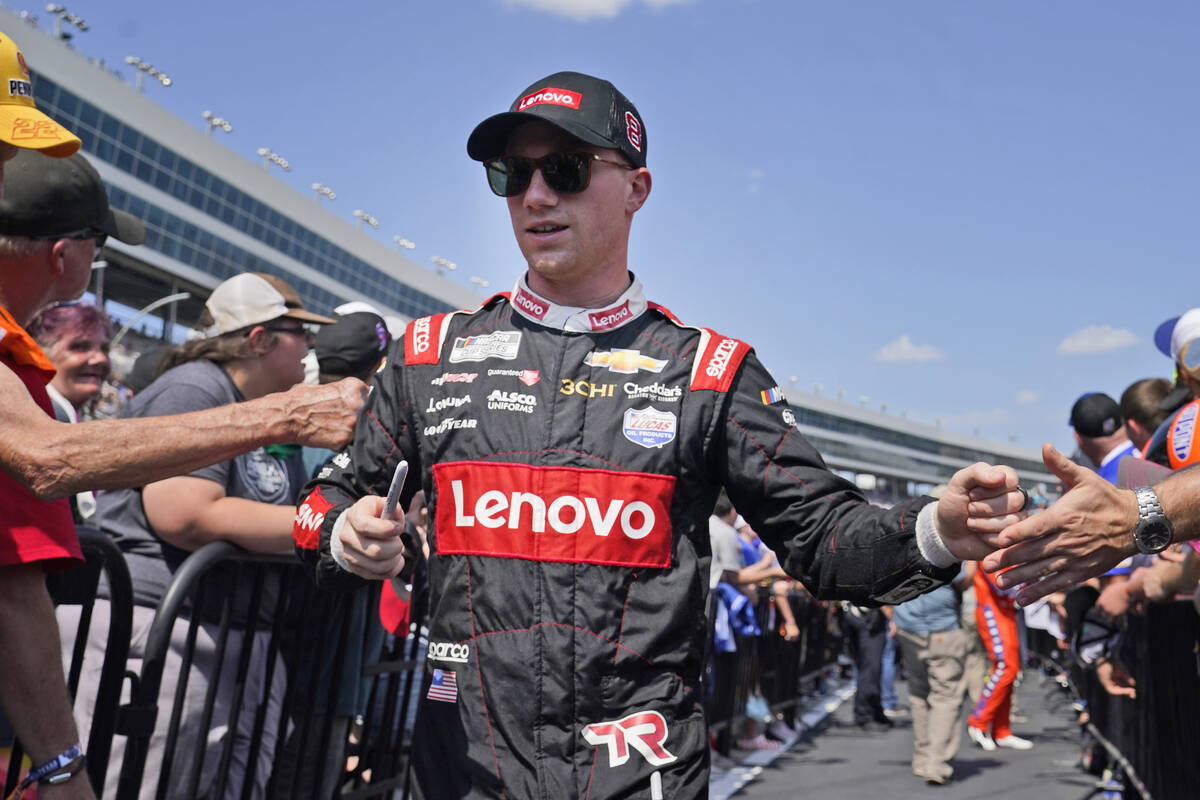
[1143,309,1200,469]
[63,272,336,799]
[0,53,360,800]
[1069,392,1138,485]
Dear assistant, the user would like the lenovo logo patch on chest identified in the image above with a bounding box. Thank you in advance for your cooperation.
[433,461,674,568]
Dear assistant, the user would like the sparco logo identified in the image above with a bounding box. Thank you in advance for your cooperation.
[705,338,738,379]
[427,641,470,664]
[412,317,432,356]
[588,301,631,331]
[433,462,675,568]
[582,710,676,768]
[517,87,582,111]
[1172,404,1197,464]
[513,288,548,320]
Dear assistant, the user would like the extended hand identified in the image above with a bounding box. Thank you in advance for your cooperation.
[982,444,1137,605]
[936,462,1024,561]
[338,495,407,579]
[284,377,369,450]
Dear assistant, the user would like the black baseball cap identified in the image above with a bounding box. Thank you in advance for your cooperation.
[315,311,390,378]
[0,150,145,244]
[467,71,647,168]
[1069,392,1122,438]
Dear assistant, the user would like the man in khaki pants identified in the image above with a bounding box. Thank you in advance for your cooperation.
[894,571,971,785]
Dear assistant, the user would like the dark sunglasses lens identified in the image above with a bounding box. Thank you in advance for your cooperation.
[486,157,531,197]
[541,152,590,194]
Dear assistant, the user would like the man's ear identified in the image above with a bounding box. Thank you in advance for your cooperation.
[49,239,70,278]
[626,168,651,214]
[245,325,274,355]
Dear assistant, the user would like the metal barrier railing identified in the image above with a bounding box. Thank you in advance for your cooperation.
[111,542,416,800]
[3,527,133,797]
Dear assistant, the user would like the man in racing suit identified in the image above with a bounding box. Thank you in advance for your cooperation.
[294,71,1025,799]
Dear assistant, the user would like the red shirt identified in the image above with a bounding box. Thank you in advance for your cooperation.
[0,305,81,570]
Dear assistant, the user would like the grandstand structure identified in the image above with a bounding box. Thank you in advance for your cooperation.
[4,8,1054,494]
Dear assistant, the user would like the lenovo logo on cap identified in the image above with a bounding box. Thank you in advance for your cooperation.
[434,461,674,568]
[518,87,582,112]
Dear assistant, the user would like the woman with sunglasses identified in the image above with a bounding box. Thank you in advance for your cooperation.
[60,272,333,800]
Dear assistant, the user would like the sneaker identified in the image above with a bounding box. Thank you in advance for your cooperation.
[967,726,996,751]
[995,734,1034,750]
[882,707,909,720]
[737,734,782,751]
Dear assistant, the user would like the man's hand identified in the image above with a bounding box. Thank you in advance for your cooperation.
[280,378,368,450]
[981,444,1137,605]
[1095,580,1132,619]
[1095,659,1137,700]
[936,462,1023,561]
[338,495,406,579]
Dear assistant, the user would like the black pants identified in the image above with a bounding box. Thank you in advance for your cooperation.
[846,611,887,725]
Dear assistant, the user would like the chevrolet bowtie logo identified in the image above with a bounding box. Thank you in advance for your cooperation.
[583,349,668,375]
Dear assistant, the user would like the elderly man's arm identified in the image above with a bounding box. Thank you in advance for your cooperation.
[0,364,366,501]
[0,564,96,799]
[983,444,1200,605]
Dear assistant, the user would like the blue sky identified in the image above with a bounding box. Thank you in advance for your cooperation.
[18,0,1197,453]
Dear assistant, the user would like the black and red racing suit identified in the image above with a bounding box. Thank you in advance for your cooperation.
[294,274,958,799]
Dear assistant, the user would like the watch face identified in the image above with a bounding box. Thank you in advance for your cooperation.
[1136,519,1173,553]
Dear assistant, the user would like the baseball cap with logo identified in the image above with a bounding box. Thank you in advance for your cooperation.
[315,311,390,378]
[1069,392,1122,438]
[467,71,646,169]
[0,32,80,157]
[0,149,144,243]
[204,273,335,336]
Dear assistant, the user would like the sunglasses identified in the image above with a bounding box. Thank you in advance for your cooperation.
[263,324,316,346]
[483,152,634,197]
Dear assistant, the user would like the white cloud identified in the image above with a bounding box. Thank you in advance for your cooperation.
[503,0,693,22]
[1057,324,1138,355]
[1016,389,1040,405]
[873,334,945,363]
[746,167,765,194]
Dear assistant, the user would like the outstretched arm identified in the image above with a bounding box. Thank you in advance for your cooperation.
[983,444,1200,605]
[0,364,366,501]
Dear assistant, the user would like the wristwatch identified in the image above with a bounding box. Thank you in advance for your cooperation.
[1132,486,1173,555]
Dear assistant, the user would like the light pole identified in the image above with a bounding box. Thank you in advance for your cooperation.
[201,110,232,136]
[393,236,415,251]
[312,183,336,204]
[353,209,379,230]
[125,56,171,92]
[45,4,86,40]
[431,256,456,276]
[470,276,491,293]
[257,147,290,173]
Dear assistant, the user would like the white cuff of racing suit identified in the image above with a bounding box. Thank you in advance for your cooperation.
[915,501,959,569]
[329,512,352,573]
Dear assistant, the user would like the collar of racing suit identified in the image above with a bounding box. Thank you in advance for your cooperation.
[508,272,649,332]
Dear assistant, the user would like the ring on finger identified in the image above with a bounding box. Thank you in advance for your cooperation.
[1017,486,1030,511]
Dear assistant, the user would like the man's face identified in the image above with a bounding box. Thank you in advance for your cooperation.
[503,121,639,287]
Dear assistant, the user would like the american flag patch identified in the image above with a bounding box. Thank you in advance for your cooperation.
[427,669,458,703]
[760,387,785,404]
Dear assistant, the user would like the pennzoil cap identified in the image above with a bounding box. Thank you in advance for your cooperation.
[0,31,80,157]
[467,71,646,168]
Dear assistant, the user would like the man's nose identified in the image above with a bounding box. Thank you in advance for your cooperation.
[522,166,558,207]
